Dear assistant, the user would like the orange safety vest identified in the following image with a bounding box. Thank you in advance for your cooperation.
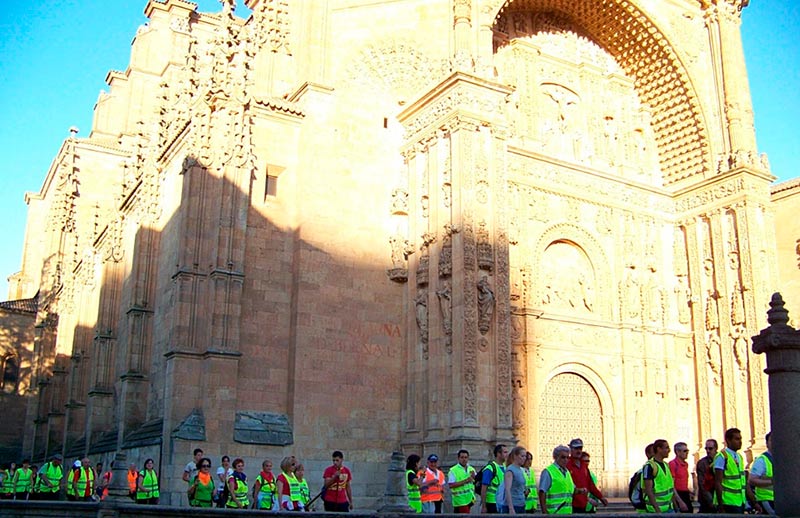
[127,471,138,492]
[420,468,445,503]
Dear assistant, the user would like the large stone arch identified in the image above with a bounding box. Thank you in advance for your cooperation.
[484,0,711,187]
[534,363,617,472]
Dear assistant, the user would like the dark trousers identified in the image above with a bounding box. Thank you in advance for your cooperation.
[676,490,693,513]
[454,504,472,513]
[324,501,350,512]
[486,502,499,513]
[721,504,745,514]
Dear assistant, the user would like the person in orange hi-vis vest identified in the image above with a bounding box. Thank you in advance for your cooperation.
[420,454,445,514]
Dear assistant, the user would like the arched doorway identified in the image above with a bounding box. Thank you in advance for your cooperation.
[537,372,604,471]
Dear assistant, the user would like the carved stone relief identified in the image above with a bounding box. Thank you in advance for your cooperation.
[477,276,495,335]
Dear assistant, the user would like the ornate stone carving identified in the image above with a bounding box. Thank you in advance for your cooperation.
[477,221,493,271]
[387,235,413,283]
[414,290,429,359]
[390,188,408,214]
[477,276,495,335]
[436,280,452,354]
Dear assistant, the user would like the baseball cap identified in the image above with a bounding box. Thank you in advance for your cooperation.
[427,454,439,462]
[52,453,63,461]
[569,438,584,449]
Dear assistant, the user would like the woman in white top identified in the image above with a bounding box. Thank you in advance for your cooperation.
[216,455,233,508]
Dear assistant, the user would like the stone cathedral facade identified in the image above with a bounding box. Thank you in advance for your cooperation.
[3,0,787,506]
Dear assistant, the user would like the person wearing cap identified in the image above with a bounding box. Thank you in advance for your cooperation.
[565,438,607,513]
[65,460,81,501]
[34,453,64,500]
[71,457,96,502]
[420,454,445,513]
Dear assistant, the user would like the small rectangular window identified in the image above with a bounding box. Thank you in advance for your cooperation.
[266,174,278,198]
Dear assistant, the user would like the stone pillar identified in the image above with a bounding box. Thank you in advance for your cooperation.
[106,452,133,501]
[377,451,412,513]
[751,293,800,517]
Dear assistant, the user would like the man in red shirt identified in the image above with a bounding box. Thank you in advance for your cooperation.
[322,450,353,512]
[669,442,694,513]
[566,438,608,513]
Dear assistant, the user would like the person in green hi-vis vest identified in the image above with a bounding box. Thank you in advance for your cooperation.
[523,452,538,513]
[448,450,477,513]
[405,455,423,513]
[538,445,583,514]
[580,452,600,513]
[749,431,775,515]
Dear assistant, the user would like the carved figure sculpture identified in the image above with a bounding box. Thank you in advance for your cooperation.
[477,277,495,335]
[414,290,428,345]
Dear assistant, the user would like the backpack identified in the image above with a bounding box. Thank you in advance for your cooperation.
[474,463,496,495]
[628,468,646,510]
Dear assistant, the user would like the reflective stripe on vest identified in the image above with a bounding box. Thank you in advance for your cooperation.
[14,468,33,493]
[36,462,63,492]
[226,476,249,507]
[715,450,745,506]
[449,463,476,507]
[286,473,302,504]
[420,468,444,502]
[127,471,138,491]
[644,460,675,513]
[137,470,159,499]
[485,461,505,503]
[256,473,277,509]
[298,479,310,504]
[524,468,538,511]
[544,464,574,514]
[1,470,13,494]
[406,469,422,513]
[74,468,95,497]
[753,453,774,502]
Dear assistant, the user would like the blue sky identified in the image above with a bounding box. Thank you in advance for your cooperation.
[0,0,797,300]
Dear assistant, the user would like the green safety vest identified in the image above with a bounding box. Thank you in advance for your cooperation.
[298,478,310,505]
[753,453,774,502]
[1,469,14,494]
[288,473,302,504]
[449,463,476,507]
[715,450,745,507]
[644,459,675,513]
[74,468,95,498]
[256,473,277,509]
[137,469,160,500]
[36,462,63,493]
[485,461,505,504]
[544,464,574,514]
[585,471,599,512]
[406,469,422,513]
[14,468,33,493]
[66,468,78,497]
[190,475,216,507]
[226,475,249,508]
[524,467,538,511]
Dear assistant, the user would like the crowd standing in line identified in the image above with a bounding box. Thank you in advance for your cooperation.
[0,448,353,511]
[0,431,776,514]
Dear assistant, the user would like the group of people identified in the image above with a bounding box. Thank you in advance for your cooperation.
[0,448,354,511]
[180,448,352,511]
[631,428,774,514]
[0,455,113,502]
[405,438,608,515]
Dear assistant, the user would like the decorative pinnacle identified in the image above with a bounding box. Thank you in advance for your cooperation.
[767,292,790,327]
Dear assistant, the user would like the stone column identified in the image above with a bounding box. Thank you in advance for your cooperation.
[751,293,800,517]
[377,451,412,513]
